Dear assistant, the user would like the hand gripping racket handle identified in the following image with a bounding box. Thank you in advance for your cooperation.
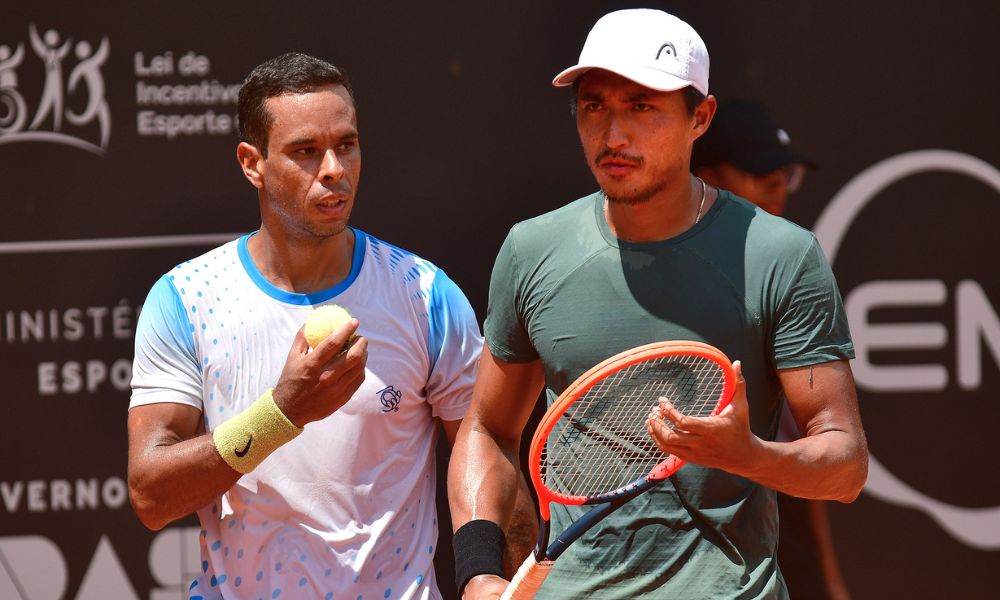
[499,554,554,600]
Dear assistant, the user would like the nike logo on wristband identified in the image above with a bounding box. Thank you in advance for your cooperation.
[234,436,253,458]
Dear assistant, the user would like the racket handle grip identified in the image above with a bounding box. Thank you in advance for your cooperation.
[499,553,554,600]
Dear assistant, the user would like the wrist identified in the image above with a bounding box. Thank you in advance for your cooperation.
[271,385,307,428]
[454,519,506,595]
[738,435,775,481]
[212,388,303,474]
[462,573,507,599]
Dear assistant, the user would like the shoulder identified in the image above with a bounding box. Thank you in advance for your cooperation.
[164,237,242,280]
[358,229,444,282]
[141,239,241,327]
[502,192,602,260]
[509,193,598,238]
[356,230,473,306]
[716,191,818,257]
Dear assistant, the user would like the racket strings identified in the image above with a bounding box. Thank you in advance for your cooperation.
[541,354,726,499]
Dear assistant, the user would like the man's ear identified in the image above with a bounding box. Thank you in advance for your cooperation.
[237,142,265,190]
[692,94,717,140]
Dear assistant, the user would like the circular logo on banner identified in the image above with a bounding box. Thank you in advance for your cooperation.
[814,149,1000,550]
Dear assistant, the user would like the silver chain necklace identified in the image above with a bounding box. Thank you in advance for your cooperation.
[694,175,707,224]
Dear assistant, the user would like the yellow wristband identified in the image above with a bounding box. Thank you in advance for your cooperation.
[212,389,303,474]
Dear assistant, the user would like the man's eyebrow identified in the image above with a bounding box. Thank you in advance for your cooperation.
[284,132,358,147]
[624,91,653,102]
[578,90,654,103]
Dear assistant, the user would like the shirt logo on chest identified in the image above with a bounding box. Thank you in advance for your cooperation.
[377,385,402,413]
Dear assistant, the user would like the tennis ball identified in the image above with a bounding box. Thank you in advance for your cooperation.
[304,304,355,350]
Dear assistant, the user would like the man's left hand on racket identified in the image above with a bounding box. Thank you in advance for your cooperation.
[646,359,758,474]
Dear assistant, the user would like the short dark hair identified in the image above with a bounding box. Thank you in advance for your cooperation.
[237,52,355,156]
[681,86,707,115]
[569,82,706,116]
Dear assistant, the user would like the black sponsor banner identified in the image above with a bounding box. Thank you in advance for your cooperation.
[2,2,997,598]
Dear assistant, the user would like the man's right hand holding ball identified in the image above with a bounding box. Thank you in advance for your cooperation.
[273,305,368,428]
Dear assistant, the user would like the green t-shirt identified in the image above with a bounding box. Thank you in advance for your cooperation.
[485,190,853,599]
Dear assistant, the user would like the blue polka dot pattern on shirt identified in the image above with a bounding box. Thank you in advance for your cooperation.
[299,577,307,587]
[272,588,281,598]
[416,574,424,585]
[384,588,392,598]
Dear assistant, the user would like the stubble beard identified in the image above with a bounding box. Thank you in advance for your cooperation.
[302,221,348,241]
[602,179,669,206]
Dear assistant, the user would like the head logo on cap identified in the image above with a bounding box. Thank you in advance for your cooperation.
[552,9,710,95]
[656,42,678,60]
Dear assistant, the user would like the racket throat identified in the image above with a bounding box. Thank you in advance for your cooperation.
[545,498,627,561]
[532,518,551,561]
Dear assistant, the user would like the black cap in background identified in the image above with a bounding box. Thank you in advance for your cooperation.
[692,98,816,174]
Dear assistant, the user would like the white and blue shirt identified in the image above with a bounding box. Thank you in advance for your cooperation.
[131,229,483,600]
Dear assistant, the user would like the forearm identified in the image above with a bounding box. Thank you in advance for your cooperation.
[503,472,540,577]
[128,432,241,530]
[449,422,528,597]
[742,430,867,502]
[448,422,523,530]
[746,360,868,502]
[449,349,546,597]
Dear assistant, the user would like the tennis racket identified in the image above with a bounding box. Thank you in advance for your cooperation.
[499,340,736,600]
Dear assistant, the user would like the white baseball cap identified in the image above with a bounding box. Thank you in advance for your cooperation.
[552,9,710,95]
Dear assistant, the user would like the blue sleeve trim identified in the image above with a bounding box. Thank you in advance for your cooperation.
[236,229,367,305]
[139,274,199,373]
[427,270,471,371]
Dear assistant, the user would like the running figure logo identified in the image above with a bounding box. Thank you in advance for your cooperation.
[0,23,110,155]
